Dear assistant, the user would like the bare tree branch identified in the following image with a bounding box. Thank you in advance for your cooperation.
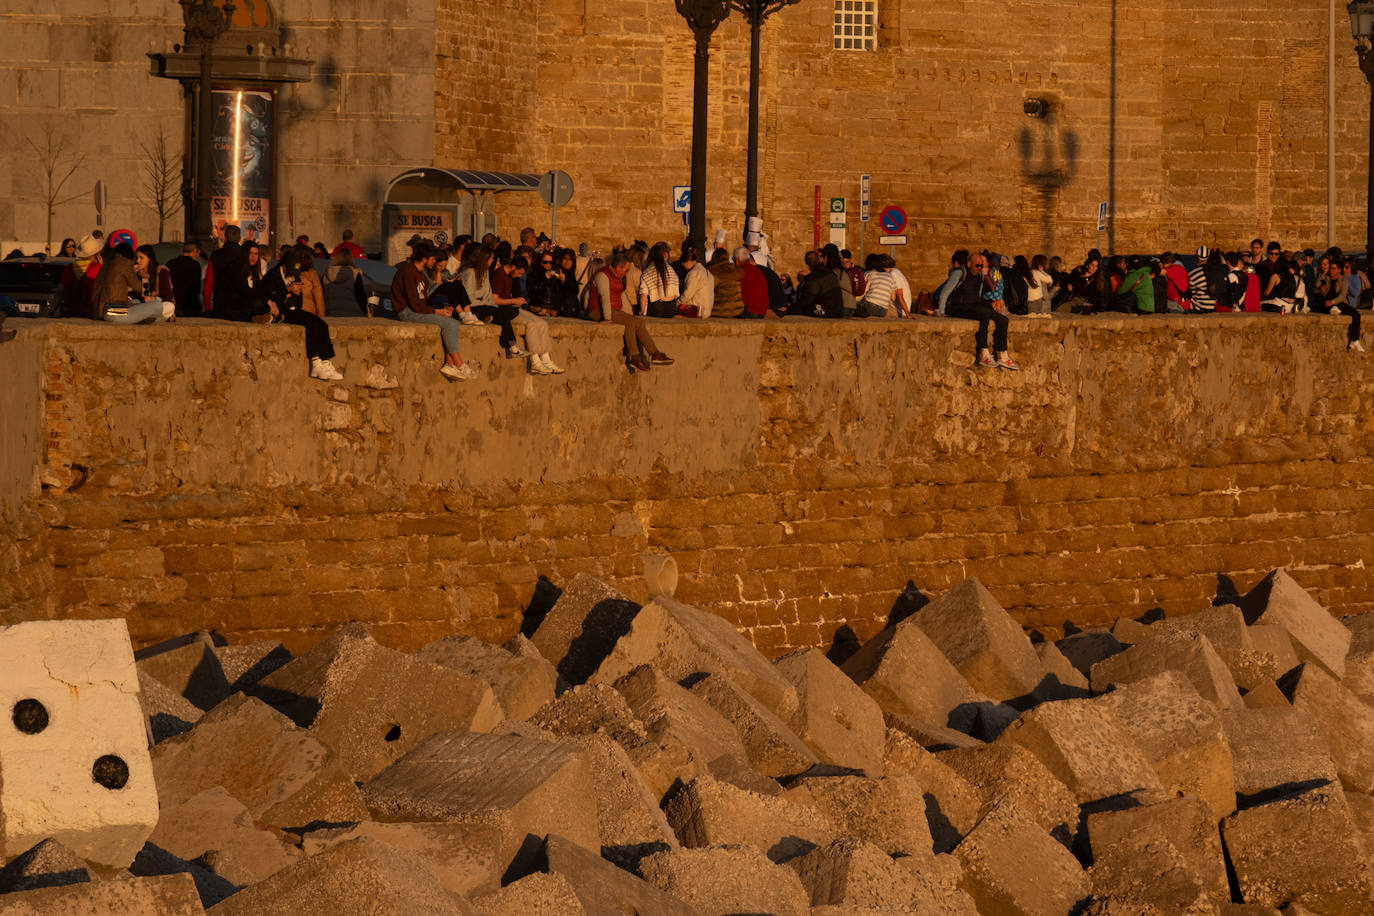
[26,125,87,254]
[137,127,183,243]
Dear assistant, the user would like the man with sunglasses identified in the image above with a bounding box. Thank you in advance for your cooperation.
[945,253,1018,369]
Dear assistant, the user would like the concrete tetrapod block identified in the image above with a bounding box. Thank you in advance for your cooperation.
[418,634,557,722]
[1157,604,1255,680]
[774,648,886,776]
[530,682,703,802]
[638,844,812,916]
[842,617,1014,741]
[883,728,982,853]
[1222,781,1374,912]
[997,698,1164,806]
[0,619,160,869]
[531,574,643,686]
[663,774,833,863]
[300,820,503,897]
[611,665,754,782]
[685,671,818,778]
[134,630,232,711]
[911,577,1047,703]
[590,595,799,723]
[361,730,600,876]
[1220,705,1338,798]
[1095,671,1236,819]
[1281,662,1374,793]
[1090,630,1243,710]
[471,871,584,916]
[938,742,1080,840]
[788,836,925,909]
[149,785,302,887]
[537,834,697,916]
[953,803,1090,916]
[1085,795,1230,906]
[1237,569,1351,678]
[138,668,203,744]
[786,773,934,860]
[0,838,90,894]
[0,873,203,915]
[152,693,367,830]
[208,836,475,915]
[1085,823,1219,915]
[250,622,502,781]
[565,732,680,865]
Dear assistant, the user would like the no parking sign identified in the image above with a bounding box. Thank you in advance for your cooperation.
[879,206,907,235]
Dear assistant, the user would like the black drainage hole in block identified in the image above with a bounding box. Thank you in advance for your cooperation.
[12,699,49,735]
[384,725,402,743]
[92,755,130,790]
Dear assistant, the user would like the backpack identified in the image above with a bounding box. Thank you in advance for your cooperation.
[915,290,936,316]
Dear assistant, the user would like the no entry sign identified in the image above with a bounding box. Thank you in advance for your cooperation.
[879,206,907,234]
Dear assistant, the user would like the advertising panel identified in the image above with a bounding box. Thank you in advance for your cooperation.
[210,89,273,242]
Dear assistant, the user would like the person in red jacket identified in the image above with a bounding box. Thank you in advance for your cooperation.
[735,247,769,319]
[390,241,477,380]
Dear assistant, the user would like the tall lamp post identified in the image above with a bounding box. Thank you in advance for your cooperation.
[180,0,236,245]
[676,0,730,257]
[729,0,798,245]
[1351,0,1374,263]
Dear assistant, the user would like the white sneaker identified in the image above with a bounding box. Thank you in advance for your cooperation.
[540,353,565,374]
[1352,340,1367,353]
[1332,307,1341,316]
[976,349,996,368]
[528,355,552,375]
[460,311,482,325]
[311,358,344,381]
[508,344,526,358]
[455,362,478,379]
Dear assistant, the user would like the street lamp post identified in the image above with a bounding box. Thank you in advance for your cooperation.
[180,0,236,245]
[729,0,798,245]
[1350,0,1374,263]
[676,0,730,258]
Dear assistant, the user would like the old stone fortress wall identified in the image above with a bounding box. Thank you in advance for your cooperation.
[2,313,1369,654]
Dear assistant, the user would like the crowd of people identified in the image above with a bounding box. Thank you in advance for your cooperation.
[7,226,1368,379]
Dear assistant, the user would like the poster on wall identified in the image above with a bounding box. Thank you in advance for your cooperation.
[210,89,273,242]
[385,207,455,265]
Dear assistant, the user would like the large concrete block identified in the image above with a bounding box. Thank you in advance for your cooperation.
[301,820,503,897]
[1055,629,1126,678]
[788,836,925,909]
[1034,640,1091,697]
[686,671,817,778]
[251,622,501,781]
[938,742,1080,840]
[1085,823,1219,915]
[786,773,933,859]
[1096,671,1236,819]
[538,834,697,916]
[912,577,1047,702]
[1283,662,1374,793]
[884,712,985,751]
[567,732,679,863]
[0,838,90,894]
[418,634,557,721]
[1085,795,1229,906]
[1237,569,1351,678]
[530,573,642,686]
[663,774,833,863]
[137,668,202,744]
[361,731,600,874]
[209,836,476,915]
[149,785,302,886]
[0,619,160,869]
[1220,705,1338,798]
[1223,782,1374,912]
[591,595,799,723]
[0,873,203,915]
[134,630,231,711]
[638,844,812,916]
[152,694,367,830]
[883,728,981,853]
[1341,612,1374,702]
[212,640,292,694]
[471,871,584,916]
[998,698,1164,805]
[843,618,1013,740]
[1090,630,1242,710]
[774,648,886,776]
[953,804,1090,916]
[612,665,753,780]
[1158,604,1254,679]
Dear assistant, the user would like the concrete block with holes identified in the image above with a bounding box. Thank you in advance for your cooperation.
[0,619,160,868]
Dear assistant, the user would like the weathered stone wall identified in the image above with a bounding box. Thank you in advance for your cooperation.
[3,316,1372,656]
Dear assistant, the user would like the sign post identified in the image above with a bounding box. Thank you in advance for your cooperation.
[538,169,575,243]
[878,205,908,261]
[829,197,846,248]
[813,185,822,250]
[859,173,870,265]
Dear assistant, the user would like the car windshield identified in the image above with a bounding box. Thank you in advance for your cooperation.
[0,261,67,292]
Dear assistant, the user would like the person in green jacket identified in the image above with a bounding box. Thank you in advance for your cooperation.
[1112,257,1155,314]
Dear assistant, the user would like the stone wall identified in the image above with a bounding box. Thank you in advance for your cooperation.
[3,315,1373,655]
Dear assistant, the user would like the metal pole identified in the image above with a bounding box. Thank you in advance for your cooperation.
[1331,0,1338,248]
[1368,81,1374,262]
[686,28,711,257]
[743,5,761,239]
[194,41,215,243]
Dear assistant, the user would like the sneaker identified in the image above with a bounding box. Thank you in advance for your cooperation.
[507,344,526,358]
[1332,307,1341,316]
[456,363,478,379]
[976,349,996,368]
[459,311,482,325]
[996,352,1020,370]
[650,352,674,366]
[440,363,478,381]
[628,355,651,372]
[540,353,566,374]
[1352,340,1367,353]
[528,355,552,375]
[310,358,344,381]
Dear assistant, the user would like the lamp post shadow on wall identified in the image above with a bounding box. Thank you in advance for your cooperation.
[1349,0,1374,264]
[178,0,236,245]
[729,0,798,246]
[1017,99,1078,259]
[677,0,731,258]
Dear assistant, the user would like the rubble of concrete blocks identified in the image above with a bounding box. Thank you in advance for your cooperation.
[6,567,1374,913]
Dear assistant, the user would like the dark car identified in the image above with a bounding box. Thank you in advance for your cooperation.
[0,258,75,318]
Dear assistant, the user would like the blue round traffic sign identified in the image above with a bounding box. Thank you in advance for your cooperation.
[879,206,907,234]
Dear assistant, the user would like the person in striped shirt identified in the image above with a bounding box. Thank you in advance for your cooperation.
[859,254,896,317]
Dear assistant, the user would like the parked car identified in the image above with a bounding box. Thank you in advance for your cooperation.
[0,257,74,318]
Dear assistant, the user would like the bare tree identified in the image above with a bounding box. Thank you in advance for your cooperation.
[138,126,183,244]
[26,125,86,255]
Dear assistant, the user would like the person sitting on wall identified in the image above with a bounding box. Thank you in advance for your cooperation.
[707,248,743,318]
[294,242,327,318]
[166,240,204,317]
[589,251,673,372]
[638,242,681,318]
[735,247,771,319]
[331,229,365,260]
[933,249,969,317]
[262,249,344,380]
[463,246,563,374]
[133,244,176,321]
[209,225,264,322]
[677,243,713,318]
[92,241,158,323]
[794,249,843,318]
[392,240,478,381]
[946,251,1018,370]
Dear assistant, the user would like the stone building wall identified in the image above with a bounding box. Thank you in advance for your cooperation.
[3,316,1373,655]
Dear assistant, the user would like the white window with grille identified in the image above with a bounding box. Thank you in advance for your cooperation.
[833,0,877,51]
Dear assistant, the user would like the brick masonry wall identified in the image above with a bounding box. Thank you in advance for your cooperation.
[3,315,1373,655]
